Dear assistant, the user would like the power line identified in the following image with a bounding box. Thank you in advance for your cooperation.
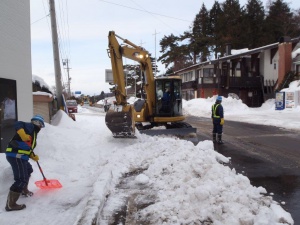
[128,0,183,34]
[33,0,71,96]
[97,0,192,23]
[31,14,50,25]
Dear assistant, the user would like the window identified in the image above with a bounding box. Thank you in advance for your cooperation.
[246,58,252,77]
[182,71,195,83]
[188,90,195,100]
[183,90,194,100]
[235,62,241,77]
[203,68,214,84]
[0,78,17,153]
[197,70,202,84]
[66,100,77,106]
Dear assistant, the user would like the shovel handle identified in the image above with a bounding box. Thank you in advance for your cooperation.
[32,152,48,186]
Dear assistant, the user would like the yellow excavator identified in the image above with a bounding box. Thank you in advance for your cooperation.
[105,31,196,138]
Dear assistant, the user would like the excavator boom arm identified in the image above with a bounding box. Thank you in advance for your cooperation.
[108,31,155,112]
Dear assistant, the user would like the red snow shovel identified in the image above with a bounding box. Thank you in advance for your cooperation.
[34,155,62,189]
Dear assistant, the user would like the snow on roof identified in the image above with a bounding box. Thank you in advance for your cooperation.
[231,48,249,55]
[32,74,50,90]
[292,48,300,59]
[33,91,53,98]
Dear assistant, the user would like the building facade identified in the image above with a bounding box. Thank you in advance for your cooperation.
[0,1,32,152]
[175,37,300,107]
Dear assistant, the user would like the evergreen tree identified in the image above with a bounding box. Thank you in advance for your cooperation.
[183,3,211,63]
[124,64,140,94]
[244,0,266,48]
[157,0,299,72]
[265,0,295,42]
[291,8,300,38]
[209,1,224,57]
[158,34,192,72]
[99,91,105,100]
[219,0,245,50]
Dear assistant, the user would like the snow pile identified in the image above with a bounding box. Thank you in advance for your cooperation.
[124,137,292,225]
[183,95,250,117]
[281,80,300,92]
[2,80,300,224]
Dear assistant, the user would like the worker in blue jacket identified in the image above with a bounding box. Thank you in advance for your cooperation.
[160,88,171,113]
[211,96,224,144]
[5,115,45,211]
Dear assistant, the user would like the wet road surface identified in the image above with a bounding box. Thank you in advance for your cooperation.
[185,115,300,224]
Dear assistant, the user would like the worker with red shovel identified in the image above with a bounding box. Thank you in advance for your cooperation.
[4,115,45,211]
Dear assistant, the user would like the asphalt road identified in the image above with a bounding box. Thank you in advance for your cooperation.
[185,115,300,224]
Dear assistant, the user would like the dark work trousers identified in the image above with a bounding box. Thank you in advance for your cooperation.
[212,119,223,135]
[6,156,33,193]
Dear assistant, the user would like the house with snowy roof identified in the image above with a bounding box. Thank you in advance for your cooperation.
[175,36,300,107]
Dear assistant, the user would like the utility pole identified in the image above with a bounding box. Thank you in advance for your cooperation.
[49,0,63,109]
[139,40,145,47]
[63,59,71,98]
[153,30,160,76]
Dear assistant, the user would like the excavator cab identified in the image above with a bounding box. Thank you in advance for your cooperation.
[155,78,182,117]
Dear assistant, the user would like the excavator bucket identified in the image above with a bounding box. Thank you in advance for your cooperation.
[105,110,135,138]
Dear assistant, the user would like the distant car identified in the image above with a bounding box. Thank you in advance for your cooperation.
[66,100,78,113]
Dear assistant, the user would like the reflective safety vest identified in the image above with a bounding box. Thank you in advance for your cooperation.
[212,104,221,118]
[6,131,37,159]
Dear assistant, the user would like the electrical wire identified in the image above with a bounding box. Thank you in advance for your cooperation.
[97,0,192,23]
[32,0,71,93]
[127,0,182,34]
[31,14,50,25]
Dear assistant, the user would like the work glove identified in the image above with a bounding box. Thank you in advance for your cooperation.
[30,153,39,162]
[17,129,31,142]
[220,118,224,125]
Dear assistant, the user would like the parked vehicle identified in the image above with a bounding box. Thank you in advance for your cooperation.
[66,100,78,113]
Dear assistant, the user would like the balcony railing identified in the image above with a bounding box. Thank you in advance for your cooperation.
[182,80,197,89]
[182,76,262,89]
[220,76,261,88]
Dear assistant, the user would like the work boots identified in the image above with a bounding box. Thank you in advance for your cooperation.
[5,191,26,211]
[217,134,224,144]
[213,133,217,143]
[22,185,33,197]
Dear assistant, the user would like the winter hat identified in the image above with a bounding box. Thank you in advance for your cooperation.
[31,115,45,128]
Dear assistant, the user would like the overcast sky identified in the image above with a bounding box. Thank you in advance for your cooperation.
[30,0,300,96]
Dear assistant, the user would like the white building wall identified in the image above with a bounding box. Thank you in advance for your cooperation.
[260,50,279,85]
[0,0,33,121]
